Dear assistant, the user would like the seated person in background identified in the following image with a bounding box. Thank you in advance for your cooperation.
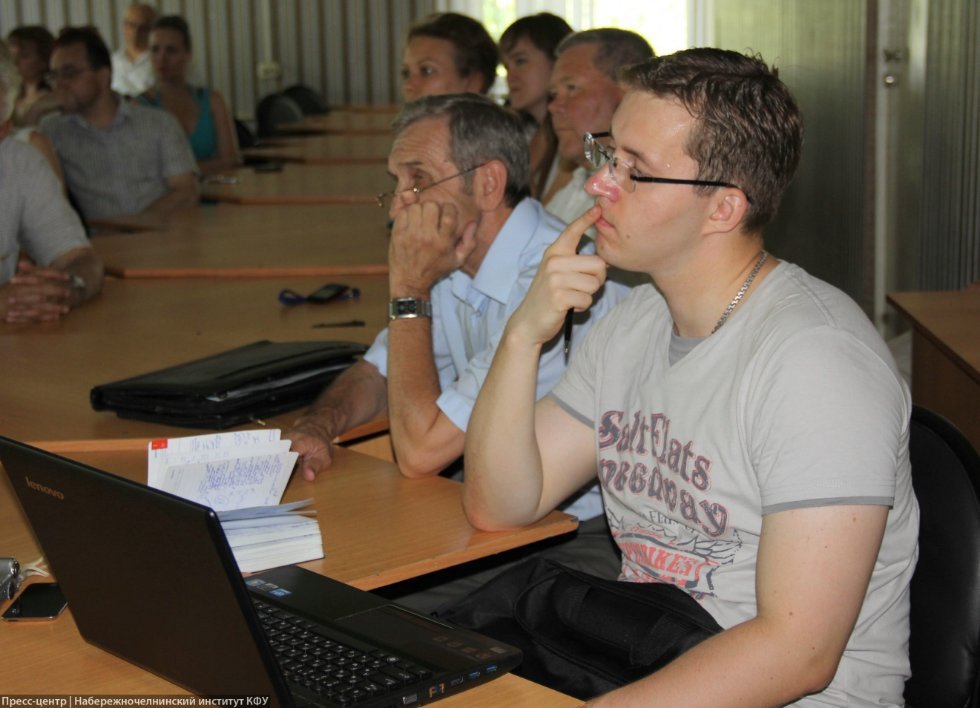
[0,52,103,324]
[401,13,497,102]
[137,15,240,176]
[499,13,574,200]
[289,93,628,522]
[543,28,653,218]
[463,48,918,705]
[6,26,60,126]
[0,39,63,184]
[39,27,198,222]
[110,3,156,97]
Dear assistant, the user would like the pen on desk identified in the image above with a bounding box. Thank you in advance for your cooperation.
[312,319,366,328]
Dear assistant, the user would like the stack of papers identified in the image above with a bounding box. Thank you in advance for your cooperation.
[147,429,323,572]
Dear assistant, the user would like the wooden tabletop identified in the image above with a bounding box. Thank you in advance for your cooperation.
[0,446,579,704]
[292,110,395,134]
[201,163,389,205]
[0,446,578,591]
[0,275,389,445]
[243,133,392,165]
[887,289,980,448]
[887,290,980,383]
[92,203,390,278]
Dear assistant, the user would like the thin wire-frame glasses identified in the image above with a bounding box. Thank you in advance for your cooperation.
[583,132,752,203]
[376,163,486,210]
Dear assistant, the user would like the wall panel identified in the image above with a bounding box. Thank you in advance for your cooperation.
[919,0,979,288]
[710,0,871,308]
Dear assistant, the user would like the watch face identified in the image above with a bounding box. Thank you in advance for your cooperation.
[389,298,431,319]
[394,299,417,317]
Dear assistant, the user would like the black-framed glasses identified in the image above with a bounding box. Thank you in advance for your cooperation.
[44,66,94,84]
[583,132,752,203]
[376,163,486,210]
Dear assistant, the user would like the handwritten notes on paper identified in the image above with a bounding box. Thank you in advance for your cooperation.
[148,429,298,511]
[146,430,323,572]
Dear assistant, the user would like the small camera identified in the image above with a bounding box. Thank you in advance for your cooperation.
[0,557,21,601]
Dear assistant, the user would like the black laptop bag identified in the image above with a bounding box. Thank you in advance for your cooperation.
[91,340,367,429]
[437,558,722,700]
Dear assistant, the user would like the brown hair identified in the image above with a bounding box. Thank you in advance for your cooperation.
[152,15,192,52]
[54,26,112,71]
[7,26,55,65]
[499,13,572,58]
[556,28,654,81]
[407,13,497,94]
[621,48,804,233]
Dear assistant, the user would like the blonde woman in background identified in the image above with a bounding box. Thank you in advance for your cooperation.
[137,15,239,176]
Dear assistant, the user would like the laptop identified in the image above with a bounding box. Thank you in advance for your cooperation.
[0,437,521,707]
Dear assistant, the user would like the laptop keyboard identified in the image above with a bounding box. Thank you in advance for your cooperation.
[252,598,433,707]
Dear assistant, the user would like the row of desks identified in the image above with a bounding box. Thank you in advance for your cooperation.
[0,109,581,704]
[93,203,390,277]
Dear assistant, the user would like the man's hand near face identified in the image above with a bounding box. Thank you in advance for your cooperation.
[388,201,478,297]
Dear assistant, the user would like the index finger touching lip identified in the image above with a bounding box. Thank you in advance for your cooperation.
[551,205,601,255]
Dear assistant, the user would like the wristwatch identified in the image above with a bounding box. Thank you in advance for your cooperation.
[68,272,86,303]
[388,297,432,321]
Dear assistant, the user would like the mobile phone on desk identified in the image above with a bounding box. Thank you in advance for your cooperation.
[309,283,353,303]
[1,582,67,621]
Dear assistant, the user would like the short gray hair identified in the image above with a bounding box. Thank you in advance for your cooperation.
[392,93,530,207]
[0,42,21,123]
[556,28,655,81]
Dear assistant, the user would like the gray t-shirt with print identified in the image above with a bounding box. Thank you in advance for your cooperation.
[552,262,919,706]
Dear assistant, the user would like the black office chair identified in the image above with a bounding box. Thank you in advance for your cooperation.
[254,93,305,138]
[905,405,980,707]
[234,118,258,149]
[283,84,329,115]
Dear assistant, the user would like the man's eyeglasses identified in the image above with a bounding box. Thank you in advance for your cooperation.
[583,132,752,203]
[45,66,94,84]
[376,163,486,210]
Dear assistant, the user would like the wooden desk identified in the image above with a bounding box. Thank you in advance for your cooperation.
[92,203,390,278]
[0,275,389,445]
[887,290,980,449]
[292,111,394,135]
[0,446,578,591]
[201,163,388,205]
[0,447,579,705]
[243,133,392,165]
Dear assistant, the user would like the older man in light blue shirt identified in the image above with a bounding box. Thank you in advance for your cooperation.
[289,94,628,521]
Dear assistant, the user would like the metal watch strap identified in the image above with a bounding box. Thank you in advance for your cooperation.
[388,297,432,320]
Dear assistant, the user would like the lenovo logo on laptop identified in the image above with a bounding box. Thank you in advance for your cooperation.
[25,477,64,500]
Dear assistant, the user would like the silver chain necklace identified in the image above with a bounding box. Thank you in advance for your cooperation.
[711,250,769,334]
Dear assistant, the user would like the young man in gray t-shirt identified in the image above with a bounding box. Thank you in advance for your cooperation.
[463,49,918,706]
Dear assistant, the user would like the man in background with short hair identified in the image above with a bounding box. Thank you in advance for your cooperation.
[544,28,653,225]
[290,93,626,525]
[111,3,156,97]
[0,50,103,324]
[40,26,197,222]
